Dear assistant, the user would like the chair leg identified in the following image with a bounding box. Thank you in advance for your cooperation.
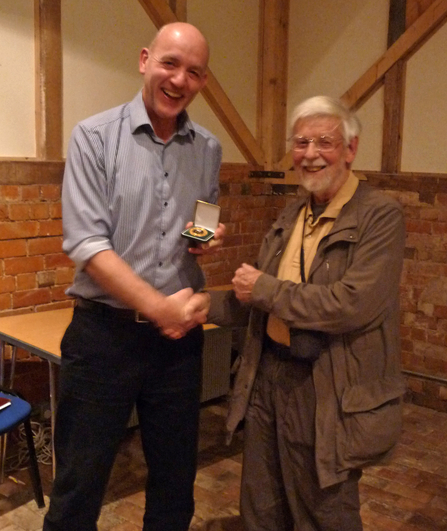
[23,418,45,508]
[0,433,8,483]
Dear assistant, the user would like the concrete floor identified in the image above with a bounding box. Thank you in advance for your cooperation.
[1,400,447,530]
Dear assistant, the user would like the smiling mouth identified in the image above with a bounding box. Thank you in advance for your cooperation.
[303,165,326,173]
[162,89,182,100]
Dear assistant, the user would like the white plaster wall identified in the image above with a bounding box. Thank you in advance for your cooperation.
[354,88,384,172]
[402,22,447,173]
[0,0,35,157]
[62,0,154,153]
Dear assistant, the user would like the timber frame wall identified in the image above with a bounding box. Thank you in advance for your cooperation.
[1,0,447,410]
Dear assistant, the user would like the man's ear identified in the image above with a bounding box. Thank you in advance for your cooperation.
[345,136,359,164]
[139,48,149,74]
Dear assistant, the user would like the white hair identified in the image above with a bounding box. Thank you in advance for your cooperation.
[290,96,361,144]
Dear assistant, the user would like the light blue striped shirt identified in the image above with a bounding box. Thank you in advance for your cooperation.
[63,91,222,307]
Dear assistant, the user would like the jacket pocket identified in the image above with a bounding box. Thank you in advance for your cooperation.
[340,376,405,462]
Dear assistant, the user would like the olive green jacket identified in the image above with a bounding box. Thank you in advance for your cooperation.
[208,180,406,488]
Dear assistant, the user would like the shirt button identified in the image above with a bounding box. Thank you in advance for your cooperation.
[162,232,166,237]
[158,262,162,267]
[164,172,168,177]
[164,201,168,207]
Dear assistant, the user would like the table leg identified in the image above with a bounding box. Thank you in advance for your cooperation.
[0,433,7,483]
[0,342,16,483]
[0,340,4,387]
[0,342,17,389]
[48,360,57,479]
[0,342,5,482]
[9,345,17,388]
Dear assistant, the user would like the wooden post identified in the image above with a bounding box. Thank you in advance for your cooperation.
[382,0,407,173]
[34,0,62,161]
[257,0,290,168]
[382,62,406,173]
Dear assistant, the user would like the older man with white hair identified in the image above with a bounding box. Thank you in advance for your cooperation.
[208,96,406,531]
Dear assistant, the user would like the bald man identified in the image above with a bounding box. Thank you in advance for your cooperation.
[43,23,223,531]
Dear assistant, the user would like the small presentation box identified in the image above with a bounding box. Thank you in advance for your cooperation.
[182,200,221,243]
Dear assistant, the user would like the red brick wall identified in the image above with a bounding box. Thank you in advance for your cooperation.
[0,183,73,315]
[1,165,447,411]
[364,173,447,411]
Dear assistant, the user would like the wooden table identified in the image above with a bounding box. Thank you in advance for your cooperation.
[0,308,73,476]
[0,307,231,476]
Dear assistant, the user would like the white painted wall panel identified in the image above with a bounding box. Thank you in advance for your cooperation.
[0,0,35,157]
[402,23,447,174]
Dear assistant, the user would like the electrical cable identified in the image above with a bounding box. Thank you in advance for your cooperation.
[5,420,52,471]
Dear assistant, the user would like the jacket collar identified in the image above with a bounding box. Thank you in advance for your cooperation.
[273,173,364,237]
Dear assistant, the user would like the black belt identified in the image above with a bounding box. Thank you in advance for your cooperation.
[264,335,293,360]
[75,298,150,324]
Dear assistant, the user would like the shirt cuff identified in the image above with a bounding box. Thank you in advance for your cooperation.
[67,236,113,270]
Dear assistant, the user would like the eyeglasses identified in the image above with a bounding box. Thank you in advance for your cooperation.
[290,134,343,153]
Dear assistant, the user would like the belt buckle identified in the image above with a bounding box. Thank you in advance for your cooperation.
[135,311,149,323]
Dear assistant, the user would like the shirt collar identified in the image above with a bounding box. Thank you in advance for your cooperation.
[129,91,196,140]
[325,171,359,217]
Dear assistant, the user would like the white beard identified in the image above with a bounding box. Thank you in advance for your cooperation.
[297,156,347,198]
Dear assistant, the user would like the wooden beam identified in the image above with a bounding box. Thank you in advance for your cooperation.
[273,150,294,172]
[0,160,64,185]
[137,0,265,165]
[137,0,177,26]
[257,0,290,168]
[34,0,63,161]
[261,170,368,186]
[201,73,265,166]
[382,0,407,173]
[341,0,447,109]
[168,0,186,21]
[406,0,437,26]
[262,170,298,185]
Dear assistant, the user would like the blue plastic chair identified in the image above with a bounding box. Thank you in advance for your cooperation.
[0,388,45,508]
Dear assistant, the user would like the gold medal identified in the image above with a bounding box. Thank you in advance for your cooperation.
[190,227,208,237]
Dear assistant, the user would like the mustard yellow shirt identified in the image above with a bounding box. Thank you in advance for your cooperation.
[267,171,360,345]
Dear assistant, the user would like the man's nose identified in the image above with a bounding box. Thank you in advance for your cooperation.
[304,141,319,158]
[171,69,187,86]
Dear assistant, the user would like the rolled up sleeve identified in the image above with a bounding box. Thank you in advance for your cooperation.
[62,123,114,269]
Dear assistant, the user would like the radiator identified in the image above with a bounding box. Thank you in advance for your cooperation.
[200,325,232,403]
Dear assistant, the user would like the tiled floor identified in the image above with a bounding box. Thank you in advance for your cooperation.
[1,400,447,530]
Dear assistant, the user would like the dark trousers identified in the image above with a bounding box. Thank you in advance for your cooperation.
[43,306,203,531]
[241,350,363,531]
